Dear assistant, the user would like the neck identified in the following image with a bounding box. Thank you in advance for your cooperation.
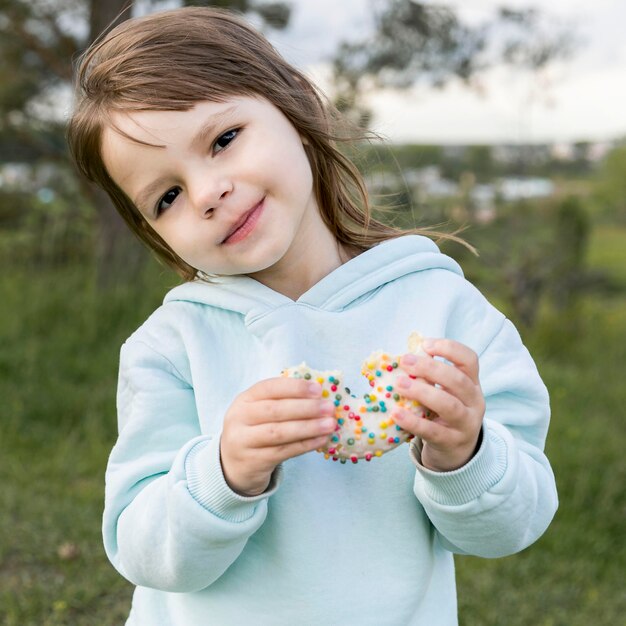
[248,215,355,301]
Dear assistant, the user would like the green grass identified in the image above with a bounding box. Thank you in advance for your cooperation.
[587,224,626,287]
[0,263,176,626]
[1,229,625,625]
[456,295,626,625]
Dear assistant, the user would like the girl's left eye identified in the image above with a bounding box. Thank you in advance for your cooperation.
[213,128,239,153]
[156,187,181,215]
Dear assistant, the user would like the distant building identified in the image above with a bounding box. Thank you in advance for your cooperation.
[498,177,555,201]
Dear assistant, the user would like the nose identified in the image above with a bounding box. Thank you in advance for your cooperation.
[188,171,233,218]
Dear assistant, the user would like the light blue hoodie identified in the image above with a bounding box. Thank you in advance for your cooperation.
[104,235,557,625]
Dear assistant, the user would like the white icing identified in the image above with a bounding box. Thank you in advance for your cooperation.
[282,333,427,463]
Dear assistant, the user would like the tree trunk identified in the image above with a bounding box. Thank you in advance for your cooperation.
[89,0,146,288]
[89,0,133,44]
[89,185,148,289]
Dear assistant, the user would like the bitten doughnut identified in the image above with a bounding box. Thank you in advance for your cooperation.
[282,332,429,464]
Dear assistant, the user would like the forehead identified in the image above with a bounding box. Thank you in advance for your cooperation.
[100,97,251,179]
[104,98,247,147]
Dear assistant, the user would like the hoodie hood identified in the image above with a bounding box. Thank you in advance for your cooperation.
[164,235,463,324]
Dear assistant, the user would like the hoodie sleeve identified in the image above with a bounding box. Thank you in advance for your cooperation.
[102,339,283,592]
[410,278,558,558]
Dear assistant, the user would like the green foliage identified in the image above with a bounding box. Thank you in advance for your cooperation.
[586,224,626,289]
[332,1,578,125]
[0,165,94,266]
[364,143,446,172]
[593,144,626,222]
[0,0,84,162]
[455,196,592,328]
[361,141,597,181]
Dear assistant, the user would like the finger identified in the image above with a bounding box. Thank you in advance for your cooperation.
[251,415,337,449]
[420,338,480,384]
[247,398,336,425]
[392,407,459,448]
[399,355,477,406]
[243,376,323,402]
[396,378,467,426]
[258,433,333,465]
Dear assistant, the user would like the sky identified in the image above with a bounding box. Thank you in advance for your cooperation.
[266,0,626,144]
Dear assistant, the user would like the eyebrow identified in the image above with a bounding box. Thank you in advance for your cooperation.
[132,105,239,214]
[134,178,170,216]
[190,105,238,151]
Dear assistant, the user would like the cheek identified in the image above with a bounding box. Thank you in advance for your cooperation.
[151,215,201,260]
[282,147,314,196]
[258,132,313,191]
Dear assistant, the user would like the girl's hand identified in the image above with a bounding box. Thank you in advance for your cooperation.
[392,339,485,472]
[220,378,336,496]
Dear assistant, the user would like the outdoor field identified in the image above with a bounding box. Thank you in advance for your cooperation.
[1,225,624,625]
[2,0,626,623]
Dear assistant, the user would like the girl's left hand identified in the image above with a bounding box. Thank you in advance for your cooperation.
[392,338,485,472]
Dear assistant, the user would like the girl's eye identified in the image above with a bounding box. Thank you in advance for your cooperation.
[156,187,181,215]
[213,128,239,153]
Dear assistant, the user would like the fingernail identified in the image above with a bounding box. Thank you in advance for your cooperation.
[320,417,336,430]
[308,382,322,396]
[402,354,417,365]
[397,377,411,389]
[422,338,435,350]
[391,409,403,421]
[320,400,335,415]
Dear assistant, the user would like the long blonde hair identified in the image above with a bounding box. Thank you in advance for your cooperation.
[68,6,465,281]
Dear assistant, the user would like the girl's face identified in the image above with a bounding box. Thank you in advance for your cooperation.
[101,96,327,280]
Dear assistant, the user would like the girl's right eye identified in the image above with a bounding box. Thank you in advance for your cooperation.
[156,187,181,215]
[213,128,239,153]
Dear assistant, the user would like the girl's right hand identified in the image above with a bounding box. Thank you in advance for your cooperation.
[219,378,336,496]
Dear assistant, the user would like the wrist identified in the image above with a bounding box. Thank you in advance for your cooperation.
[421,429,483,473]
[185,437,281,522]
[219,446,272,496]
[229,477,272,497]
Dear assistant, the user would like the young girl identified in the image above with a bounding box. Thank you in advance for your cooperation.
[68,7,557,625]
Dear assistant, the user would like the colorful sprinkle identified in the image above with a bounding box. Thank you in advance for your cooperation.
[283,336,426,463]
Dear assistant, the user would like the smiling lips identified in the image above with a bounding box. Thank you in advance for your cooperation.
[222,199,265,245]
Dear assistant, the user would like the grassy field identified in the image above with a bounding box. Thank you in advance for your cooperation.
[587,224,626,286]
[1,228,625,625]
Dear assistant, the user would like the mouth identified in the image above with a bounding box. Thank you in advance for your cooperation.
[221,198,265,245]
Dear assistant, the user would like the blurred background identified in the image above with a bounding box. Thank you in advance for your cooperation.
[1,1,624,624]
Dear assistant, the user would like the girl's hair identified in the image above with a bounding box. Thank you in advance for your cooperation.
[68,6,466,281]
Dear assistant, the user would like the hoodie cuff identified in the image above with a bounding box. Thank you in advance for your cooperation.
[409,423,508,506]
[184,437,283,522]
